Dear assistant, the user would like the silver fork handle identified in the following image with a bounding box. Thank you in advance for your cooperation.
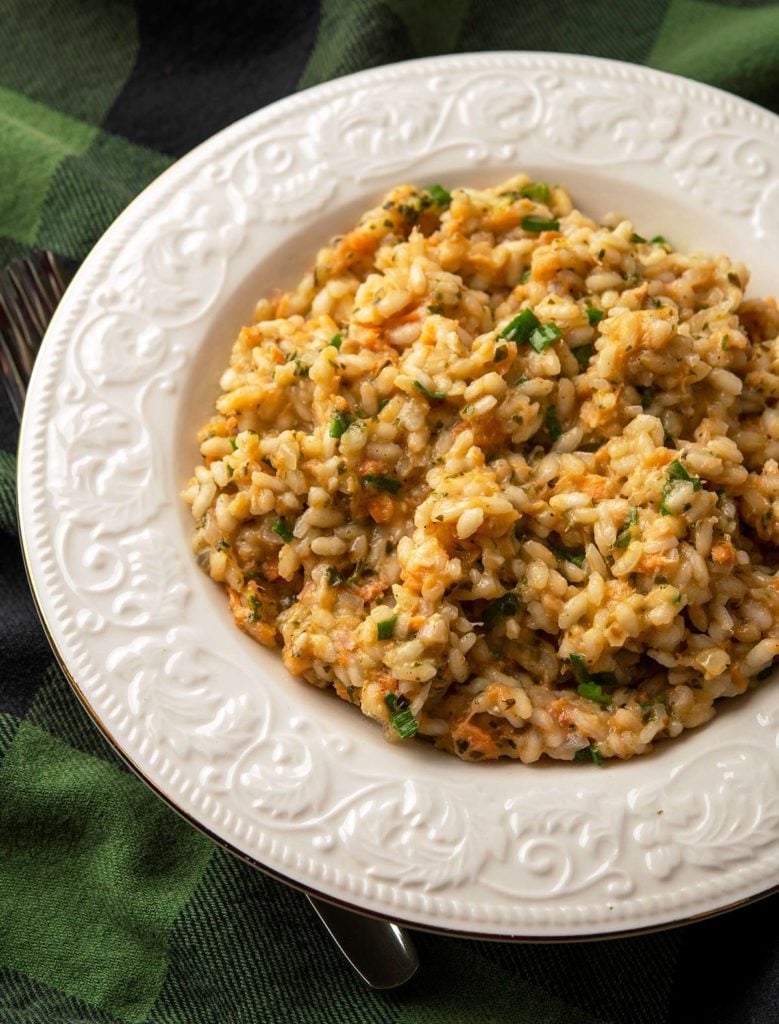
[307,894,419,989]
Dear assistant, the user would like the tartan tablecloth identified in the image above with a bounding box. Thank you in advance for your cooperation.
[2,2,779,1022]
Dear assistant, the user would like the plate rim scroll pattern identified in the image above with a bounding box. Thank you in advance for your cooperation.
[17,52,779,938]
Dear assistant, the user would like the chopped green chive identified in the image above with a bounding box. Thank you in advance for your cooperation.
[329,332,343,350]
[385,692,419,739]
[499,308,540,342]
[413,380,446,400]
[529,322,562,352]
[229,436,238,451]
[520,181,551,203]
[630,232,646,243]
[329,409,353,438]
[545,406,562,441]
[483,592,520,631]
[586,306,604,326]
[521,215,559,233]
[661,459,702,514]
[346,559,366,584]
[424,184,452,208]
[572,344,593,369]
[651,235,667,245]
[638,385,655,410]
[575,743,604,766]
[577,681,612,705]
[363,474,401,494]
[570,653,617,689]
[520,268,531,284]
[552,545,585,568]
[272,519,294,543]
[615,507,638,549]
[377,615,397,641]
[325,566,343,586]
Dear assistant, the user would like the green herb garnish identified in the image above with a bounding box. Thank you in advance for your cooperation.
[615,507,638,549]
[499,308,540,342]
[377,616,398,641]
[572,344,593,369]
[247,594,261,622]
[483,592,520,631]
[425,184,452,208]
[272,519,294,543]
[529,322,562,352]
[325,567,343,586]
[329,409,353,438]
[329,332,343,350]
[661,459,702,515]
[229,436,238,451]
[520,268,531,284]
[651,235,667,245]
[413,380,446,400]
[428,303,444,314]
[586,306,604,326]
[521,215,560,233]
[363,474,401,494]
[569,653,618,688]
[575,743,604,766]
[384,692,419,739]
[552,546,585,568]
[545,406,562,441]
[577,681,611,705]
[520,181,551,203]
[630,232,646,243]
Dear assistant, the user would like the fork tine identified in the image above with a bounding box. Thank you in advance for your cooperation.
[0,305,29,420]
[0,271,39,378]
[6,265,49,348]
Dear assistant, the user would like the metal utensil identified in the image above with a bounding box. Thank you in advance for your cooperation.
[0,249,419,990]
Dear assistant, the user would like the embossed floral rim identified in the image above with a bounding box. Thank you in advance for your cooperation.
[18,52,779,938]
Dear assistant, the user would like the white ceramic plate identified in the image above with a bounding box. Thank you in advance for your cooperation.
[18,53,779,939]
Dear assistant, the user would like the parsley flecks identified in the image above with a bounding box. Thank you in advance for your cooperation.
[385,692,419,739]
[545,405,562,441]
[552,545,585,568]
[377,616,397,641]
[586,306,604,326]
[651,235,667,245]
[499,308,540,342]
[520,268,531,284]
[377,397,391,413]
[575,743,604,766]
[329,332,343,350]
[425,184,452,208]
[325,566,343,586]
[329,409,353,438]
[483,592,520,631]
[229,436,238,451]
[272,518,294,543]
[247,594,261,622]
[520,181,551,203]
[569,653,618,689]
[615,507,638,549]
[413,380,446,400]
[577,681,611,705]
[521,215,560,233]
[572,344,593,369]
[529,322,562,352]
[346,559,366,584]
[363,474,401,494]
[661,459,702,515]
[630,232,646,243]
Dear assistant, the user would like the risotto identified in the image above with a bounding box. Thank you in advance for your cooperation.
[182,175,779,763]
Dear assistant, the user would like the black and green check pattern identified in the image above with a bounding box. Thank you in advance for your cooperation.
[2,2,779,1021]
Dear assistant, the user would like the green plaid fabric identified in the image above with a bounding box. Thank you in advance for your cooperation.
[2,2,779,1022]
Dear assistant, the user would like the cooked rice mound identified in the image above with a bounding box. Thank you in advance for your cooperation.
[183,175,779,763]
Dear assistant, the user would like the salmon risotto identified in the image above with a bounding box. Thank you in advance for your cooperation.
[182,175,779,763]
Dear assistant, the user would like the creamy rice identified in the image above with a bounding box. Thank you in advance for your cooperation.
[182,175,779,763]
